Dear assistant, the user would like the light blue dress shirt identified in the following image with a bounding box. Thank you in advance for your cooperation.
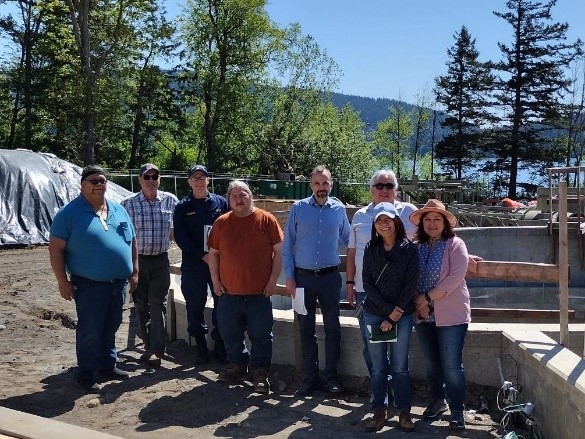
[282,195,350,279]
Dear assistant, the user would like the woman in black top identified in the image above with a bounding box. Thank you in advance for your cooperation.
[362,202,419,432]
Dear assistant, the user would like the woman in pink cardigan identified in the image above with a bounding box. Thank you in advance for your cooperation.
[409,199,471,431]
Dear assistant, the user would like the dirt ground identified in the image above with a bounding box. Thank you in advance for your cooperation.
[0,245,509,438]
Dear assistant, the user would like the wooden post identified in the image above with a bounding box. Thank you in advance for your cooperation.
[558,181,569,347]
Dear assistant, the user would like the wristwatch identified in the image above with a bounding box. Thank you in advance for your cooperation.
[346,280,355,285]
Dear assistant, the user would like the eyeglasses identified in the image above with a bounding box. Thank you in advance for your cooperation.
[190,175,207,181]
[373,183,395,190]
[87,178,107,185]
[143,174,159,180]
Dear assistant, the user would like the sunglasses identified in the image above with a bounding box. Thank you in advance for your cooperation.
[87,178,107,185]
[373,183,395,190]
[190,175,207,181]
[143,174,159,180]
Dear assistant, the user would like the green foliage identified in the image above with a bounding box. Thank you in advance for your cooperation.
[338,183,370,206]
[373,103,414,179]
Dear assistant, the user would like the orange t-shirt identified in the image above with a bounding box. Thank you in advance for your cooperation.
[207,208,283,294]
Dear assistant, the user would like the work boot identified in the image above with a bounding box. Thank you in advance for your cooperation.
[398,410,415,432]
[251,368,270,394]
[365,407,387,431]
[213,339,229,364]
[217,364,248,382]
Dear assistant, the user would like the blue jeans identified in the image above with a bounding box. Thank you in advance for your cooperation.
[296,271,342,380]
[364,312,413,411]
[181,265,221,345]
[217,293,273,369]
[133,254,170,355]
[416,322,468,412]
[72,275,126,385]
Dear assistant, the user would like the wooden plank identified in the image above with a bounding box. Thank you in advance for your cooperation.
[558,181,569,346]
[471,307,575,321]
[466,260,559,283]
[170,262,181,275]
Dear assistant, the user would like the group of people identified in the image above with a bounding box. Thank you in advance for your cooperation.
[48,162,472,432]
[347,170,473,432]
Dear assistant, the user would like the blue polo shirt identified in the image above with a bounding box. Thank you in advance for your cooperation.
[282,195,350,279]
[173,192,228,269]
[50,195,135,281]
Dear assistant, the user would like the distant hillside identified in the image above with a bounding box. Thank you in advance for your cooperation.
[329,92,449,150]
[330,93,414,129]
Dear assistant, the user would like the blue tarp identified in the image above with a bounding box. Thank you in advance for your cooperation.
[0,149,132,246]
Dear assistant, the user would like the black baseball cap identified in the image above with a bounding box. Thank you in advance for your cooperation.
[188,165,209,177]
[81,165,106,182]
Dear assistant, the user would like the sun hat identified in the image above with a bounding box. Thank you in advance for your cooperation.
[409,199,457,228]
[373,202,399,221]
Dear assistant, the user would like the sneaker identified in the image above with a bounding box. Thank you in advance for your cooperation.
[449,410,466,430]
[99,366,129,380]
[251,368,270,394]
[398,410,415,433]
[217,364,248,382]
[325,375,344,394]
[294,378,320,398]
[365,407,387,431]
[77,380,101,394]
[423,397,448,419]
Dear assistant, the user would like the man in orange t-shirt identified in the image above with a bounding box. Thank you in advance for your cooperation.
[207,180,283,394]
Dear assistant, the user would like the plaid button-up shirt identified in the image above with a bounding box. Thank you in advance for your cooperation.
[122,190,178,255]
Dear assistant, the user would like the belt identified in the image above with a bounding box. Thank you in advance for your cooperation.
[139,252,168,259]
[295,266,338,276]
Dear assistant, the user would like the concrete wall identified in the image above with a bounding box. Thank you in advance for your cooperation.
[501,330,585,439]
[457,226,585,312]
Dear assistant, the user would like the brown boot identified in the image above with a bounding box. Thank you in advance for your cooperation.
[251,368,270,394]
[398,410,415,432]
[365,407,387,431]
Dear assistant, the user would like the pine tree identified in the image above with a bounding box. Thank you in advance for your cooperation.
[492,0,583,198]
[434,26,494,180]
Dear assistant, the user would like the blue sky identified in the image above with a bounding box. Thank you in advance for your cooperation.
[262,0,584,103]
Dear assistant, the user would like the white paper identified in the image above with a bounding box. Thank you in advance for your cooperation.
[292,288,308,315]
[203,224,212,252]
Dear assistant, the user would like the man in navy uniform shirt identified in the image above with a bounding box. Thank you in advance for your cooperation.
[173,165,228,365]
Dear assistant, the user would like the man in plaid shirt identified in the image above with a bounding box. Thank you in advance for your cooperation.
[122,163,178,368]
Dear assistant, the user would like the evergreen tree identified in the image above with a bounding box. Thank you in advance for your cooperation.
[434,25,493,180]
[492,0,583,198]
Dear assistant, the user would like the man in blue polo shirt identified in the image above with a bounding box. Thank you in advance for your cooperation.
[173,164,228,365]
[282,165,350,397]
[49,165,138,393]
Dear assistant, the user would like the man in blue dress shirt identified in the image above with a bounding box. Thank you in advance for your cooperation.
[282,165,350,397]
